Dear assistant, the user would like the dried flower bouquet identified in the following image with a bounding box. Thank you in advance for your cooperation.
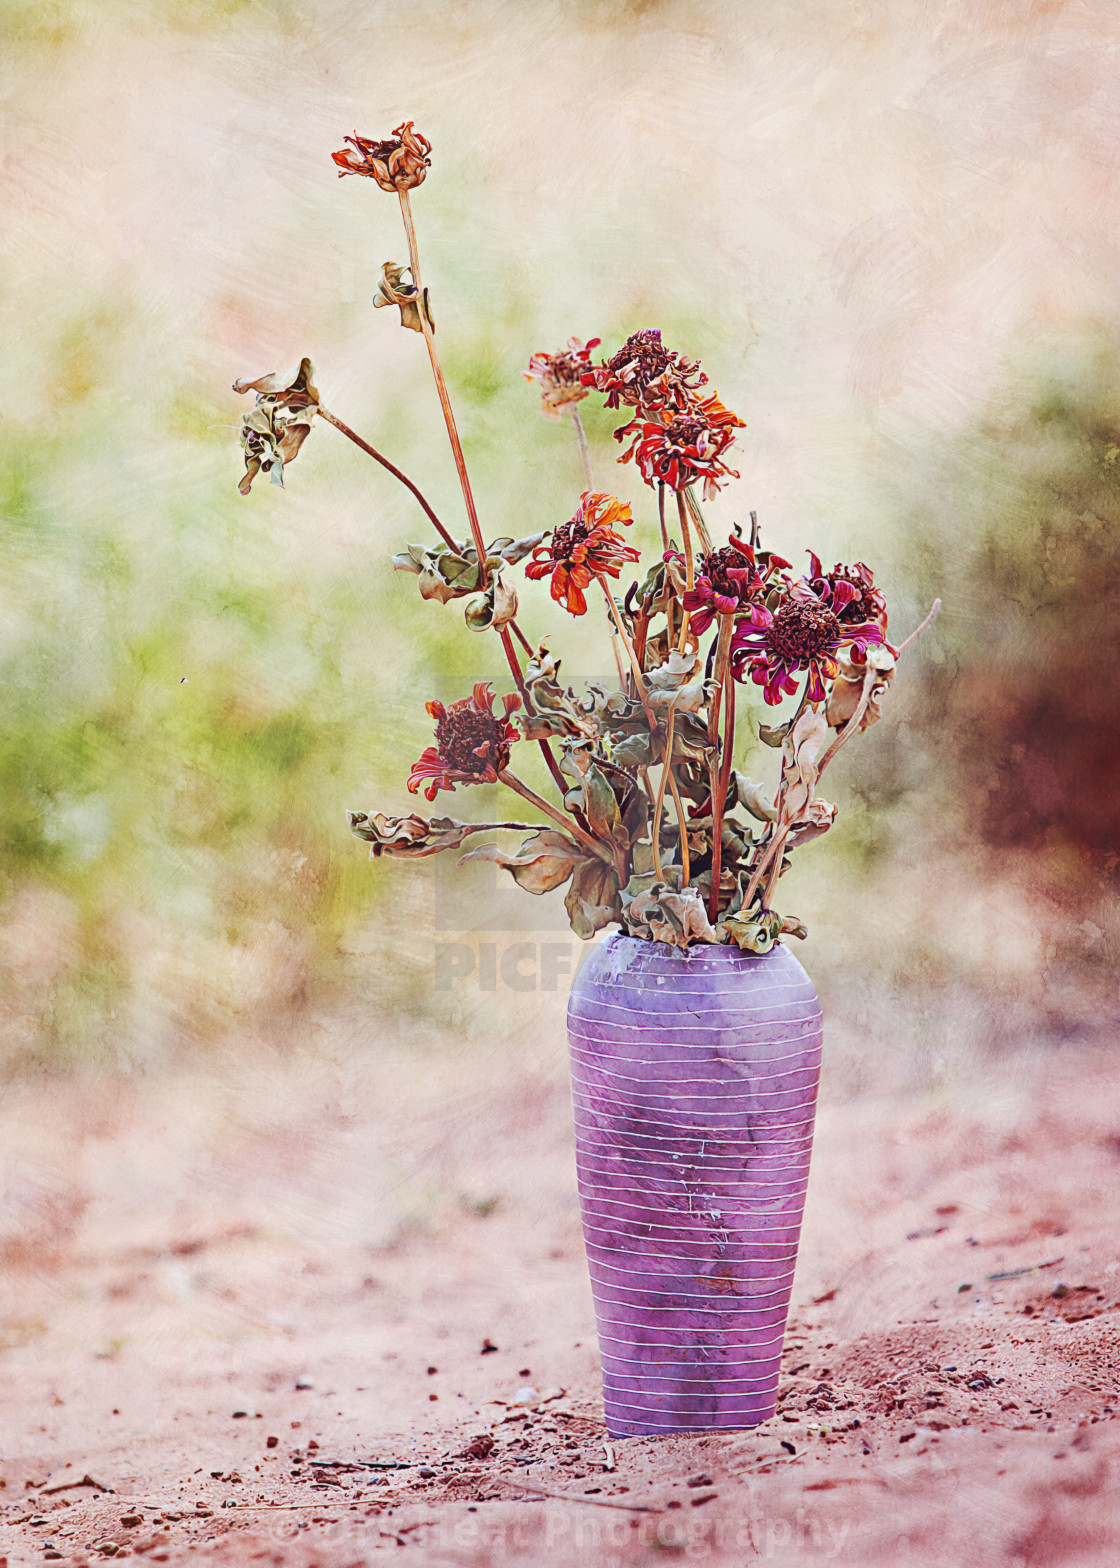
[232,122,939,953]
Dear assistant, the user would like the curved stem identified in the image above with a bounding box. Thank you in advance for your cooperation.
[570,408,594,490]
[896,597,942,657]
[317,406,458,552]
[705,615,735,923]
[498,769,613,866]
[741,821,788,912]
[761,827,790,907]
[397,190,489,585]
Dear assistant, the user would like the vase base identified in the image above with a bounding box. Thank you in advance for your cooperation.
[605,1407,774,1439]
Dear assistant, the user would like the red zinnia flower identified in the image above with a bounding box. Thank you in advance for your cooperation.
[679,536,788,635]
[407,682,521,801]
[729,578,885,705]
[525,492,640,616]
[583,328,707,412]
[524,336,601,419]
[615,393,745,499]
[331,122,432,191]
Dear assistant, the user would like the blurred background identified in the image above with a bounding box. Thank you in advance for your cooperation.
[2,0,1118,1080]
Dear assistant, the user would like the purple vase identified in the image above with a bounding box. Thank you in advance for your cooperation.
[567,933,823,1437]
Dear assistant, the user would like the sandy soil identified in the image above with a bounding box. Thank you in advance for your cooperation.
[2,1008,1119,1568]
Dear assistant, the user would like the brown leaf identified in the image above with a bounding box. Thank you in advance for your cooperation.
[347,812,541,859]
[624,884,720,949]
[460,830,585,894]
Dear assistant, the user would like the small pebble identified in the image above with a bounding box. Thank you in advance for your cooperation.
[119,1515,142,1528]
[480,1339,498,1355]
[96,1543,120,1557]
[418,1467,435,1479]
[686,1473,713,1488]
[266,1436,279,1449]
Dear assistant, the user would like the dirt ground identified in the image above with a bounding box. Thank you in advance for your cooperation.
[2,1000,1119,1568]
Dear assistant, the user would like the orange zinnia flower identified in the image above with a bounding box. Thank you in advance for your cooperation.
[525,492,640,616]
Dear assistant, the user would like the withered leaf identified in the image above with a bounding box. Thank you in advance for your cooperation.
[464,573,518,632]
[347,811,539,859]
[565,857,622,940]
[460,830,583,894]
[373,261,434,333]
[623,884,720,950]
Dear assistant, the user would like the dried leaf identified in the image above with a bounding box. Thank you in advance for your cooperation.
[778,709,831,831]
[645,648,712,713]
[565,858,622,940]
[346,812,538,859]
[234,358,319,494]
[826,643,896,731]
[623,884,720,949]
[373,261,434,333]
[720,907,783,954]
[461,830,584,894]
[464,573,518,632]
[560,748,621,841]
[758,720,790,747]
[731,775,778,823]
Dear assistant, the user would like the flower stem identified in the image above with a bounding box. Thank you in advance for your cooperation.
[595,574,658,735]
[509,618,534,656]
[498,769,613,866]
[397,189,489,585]
[496,625,568,799]
[667,764,691,887]
[675,490,695,653]
[706,669,737,923]
[705,614,735,923]
[316,406,458,552]
[895,597,942,657]
[570,407,594,490]
[683,485,713,553]
[651,695,683,885]
[657,483,670,553]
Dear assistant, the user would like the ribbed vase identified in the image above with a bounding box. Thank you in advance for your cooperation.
[567,933,823,1438]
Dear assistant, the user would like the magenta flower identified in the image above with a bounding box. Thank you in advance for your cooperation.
[729,578,885,705]
[679,537,789,635]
